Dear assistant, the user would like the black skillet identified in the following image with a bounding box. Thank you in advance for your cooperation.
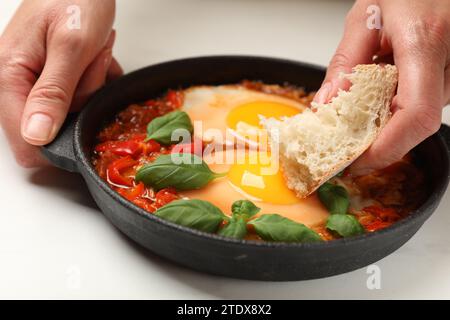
[42,56,450,281]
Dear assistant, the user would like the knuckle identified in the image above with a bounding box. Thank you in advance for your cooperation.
[54,30,87,51]
[30,81,71,108]
[0,53,28,81]
[401,17,449,57]
[329,51,351,71]
[0,52,38,90]
[412,105,442,137]
[423,17,448,43]
[50,22,96,56]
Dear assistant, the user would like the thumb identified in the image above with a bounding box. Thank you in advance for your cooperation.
[20,41,90,146]
[314,3,380,104]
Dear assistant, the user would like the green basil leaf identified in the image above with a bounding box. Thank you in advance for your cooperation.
[155,199,225,233]
[326,214,365,237]
[318,182,350,215]
[248,214,323,243]
[335,170,344,177]
[146,110,193,145]
[218,217,247,239]
[136,154,225,191]
[231,200,260,218]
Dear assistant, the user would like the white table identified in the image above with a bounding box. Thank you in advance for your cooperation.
[1,0,450,299]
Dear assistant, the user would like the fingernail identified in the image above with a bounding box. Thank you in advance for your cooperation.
[313,82,331,104]
[23,113,54,143]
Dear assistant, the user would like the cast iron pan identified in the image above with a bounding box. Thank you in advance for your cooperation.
[42,56,450,281]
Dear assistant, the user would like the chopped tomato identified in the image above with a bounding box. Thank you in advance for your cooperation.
[362,205,400,222]
[129,133,147,142]
[219,220,229,229]
[166,90,183,108]
[144,99,158,107]
[107,157,137,187]
[360,205,400,232]
[133,198,158,213]
[246,223,256,233]
[143,139,161,154]
[154,188,178,208]
[341,167,352,178]
[117,182,145,201]
[364,220,391,232]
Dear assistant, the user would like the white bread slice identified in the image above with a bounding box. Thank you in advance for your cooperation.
[262,64,398,198]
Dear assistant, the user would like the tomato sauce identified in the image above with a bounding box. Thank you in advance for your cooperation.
[92,90,185,212]
[92,83,428,240]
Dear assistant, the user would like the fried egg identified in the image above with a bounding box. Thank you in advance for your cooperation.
[180,150,329,227]
[182,85,305,146]
[178,85,329,227]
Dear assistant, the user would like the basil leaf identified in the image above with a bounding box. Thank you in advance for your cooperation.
[218,217,247,239]
[326,214,365,237]
[248,214,323,243]
[136,154,225,191]
[155,199,225,233]
[335,170,344,177]
[318,182,350,215]
[231,200,260,218]
[146,110,193,145]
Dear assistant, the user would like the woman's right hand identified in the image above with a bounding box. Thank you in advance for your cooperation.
[0,0,122,167]
[314,0,450,175]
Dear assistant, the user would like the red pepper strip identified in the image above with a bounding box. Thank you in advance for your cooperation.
[118,182,145,201]
[96,140,143,158]
[143,139,161,154]
[154,188,179,208]
[95,141,114,153]
[111,141,142,157]
[166,90,183,108]
[107,157,137,187]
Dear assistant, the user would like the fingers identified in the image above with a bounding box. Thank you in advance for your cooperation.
[71,49,113,112]
[19,31,98,146]
[351,44,446,175]
[0,57,49,167]
[314,2,380,104]
[71,31,117,111]
[71,30,123,111]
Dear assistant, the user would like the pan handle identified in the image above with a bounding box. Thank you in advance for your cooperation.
[40,113,78,173]
[439,123,450,151]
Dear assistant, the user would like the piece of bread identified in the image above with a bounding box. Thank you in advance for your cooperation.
[262,64,398,198]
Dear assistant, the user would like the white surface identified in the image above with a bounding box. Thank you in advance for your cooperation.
[1,0,450,299]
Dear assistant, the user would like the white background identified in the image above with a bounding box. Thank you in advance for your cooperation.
[1,0,450,299]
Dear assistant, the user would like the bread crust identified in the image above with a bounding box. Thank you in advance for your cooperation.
[262,64,398,198]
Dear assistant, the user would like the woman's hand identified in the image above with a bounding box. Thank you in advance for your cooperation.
[0,0,122,167]
[314,0,450,175]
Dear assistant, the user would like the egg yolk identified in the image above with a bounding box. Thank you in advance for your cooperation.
[226,101,301,131]
[227,152,300,205]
